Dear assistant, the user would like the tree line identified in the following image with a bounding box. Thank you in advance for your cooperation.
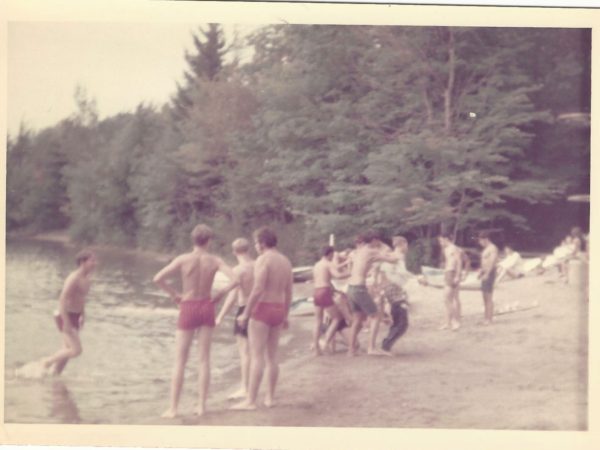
[6,24,591,268]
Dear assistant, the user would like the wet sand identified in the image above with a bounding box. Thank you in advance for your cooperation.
[151,272,587,430]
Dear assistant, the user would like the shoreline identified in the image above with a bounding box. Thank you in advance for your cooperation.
[9,229,175,263]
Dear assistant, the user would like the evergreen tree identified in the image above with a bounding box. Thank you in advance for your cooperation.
[172,24,228,120]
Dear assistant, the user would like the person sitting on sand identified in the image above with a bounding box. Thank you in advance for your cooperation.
[346,230,399,357]
[495,245,524,284]
[42,249,97,376]
[438,232,463,331]
[153,224,239,418]
[478,231,500,325]
[311,245,351,356]
[231,227,293,411]
[215,238,255,400]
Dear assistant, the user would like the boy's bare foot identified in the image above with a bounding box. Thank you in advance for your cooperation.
[194,406,206,416]
[438,323,449,330]
[161,408,178,418]
[227,388,248,400]
[264,397,276,408]
[230,400,258,411]
[451,320,461,331]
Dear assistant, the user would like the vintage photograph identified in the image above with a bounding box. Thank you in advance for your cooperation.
[2,0,594,446]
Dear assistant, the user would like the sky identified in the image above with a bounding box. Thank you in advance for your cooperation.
[6,1,599,137]
[7,22,257,137]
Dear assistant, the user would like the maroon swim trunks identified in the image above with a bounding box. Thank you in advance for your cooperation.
[55,312,82,331]
[177,299,215,330]
[313,286,334,308]
[251,302,287,327]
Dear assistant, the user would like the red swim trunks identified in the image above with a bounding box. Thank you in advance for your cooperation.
[251,302,287,327]
[313,286,334,308]
[177,299,215,330]
[55,312,82,331]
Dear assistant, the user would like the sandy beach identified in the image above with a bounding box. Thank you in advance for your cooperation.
[141,271,588,430]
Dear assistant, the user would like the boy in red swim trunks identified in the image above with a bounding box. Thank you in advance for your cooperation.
[215,238,255,400]
[231,226,293,411]
[311,245,349,356]
[42,249,97,375]
[153,224,238,418]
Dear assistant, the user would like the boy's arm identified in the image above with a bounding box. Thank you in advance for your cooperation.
[216,288,239,325]
[375,250,400,264]
[283,267,293,329]
[329,261,350,279]
[153,257,183,304]
[212,259,240,304]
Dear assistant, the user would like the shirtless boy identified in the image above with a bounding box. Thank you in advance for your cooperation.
[346,230,398,357]
[478,231,499,325]
[153,224,238,417]
[42,249,97,375]
[215,238,255,400]
[312,245,349,356]
[231,226,293,410]
[438,233,463,331]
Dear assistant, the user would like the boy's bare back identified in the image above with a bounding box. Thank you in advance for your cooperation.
[178,251,222,301]
[234,260,255,306]
[257,250,293,304]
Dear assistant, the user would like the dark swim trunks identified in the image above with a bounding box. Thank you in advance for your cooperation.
[55,312,82,331]
[481,268,497,293]
[347,285,377,316]
[313,286,334,308]
[233,305,248,337]
[251,302,287,327]
[177,299,215,330]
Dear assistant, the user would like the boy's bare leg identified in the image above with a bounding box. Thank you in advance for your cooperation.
[347,312,364,356]
[264,325,282,407]
[53,333,73,375]
[194,326,213,416]
[162,329,194,418]
[440,287,453,329]
[43,331,82,373]
[231,319,268,410]
[313,307,324,356]
[483,292,494,324]
[451,288,461,330]
[322,306,342,353]
[367,312,391,356]
[229,336,249,399]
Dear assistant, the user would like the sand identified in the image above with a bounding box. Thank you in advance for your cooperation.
[148,272,587,430]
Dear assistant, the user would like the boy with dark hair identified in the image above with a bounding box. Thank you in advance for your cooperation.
[42,249,97,375]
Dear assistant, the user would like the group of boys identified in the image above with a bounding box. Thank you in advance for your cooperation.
[311,231,419,357]
[40,225,501,417]
[42,224,293,417]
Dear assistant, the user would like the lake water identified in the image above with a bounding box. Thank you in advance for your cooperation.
[4,238,312,424]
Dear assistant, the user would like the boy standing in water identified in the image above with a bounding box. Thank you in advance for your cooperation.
[215,238,255,400]
[231,226,293,411]
[153,224,238,418]
[42,249,97,375]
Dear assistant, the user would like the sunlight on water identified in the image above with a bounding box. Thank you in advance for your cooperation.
[4,238,304,424]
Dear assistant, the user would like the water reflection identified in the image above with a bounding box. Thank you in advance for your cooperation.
[50,380,81,423]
